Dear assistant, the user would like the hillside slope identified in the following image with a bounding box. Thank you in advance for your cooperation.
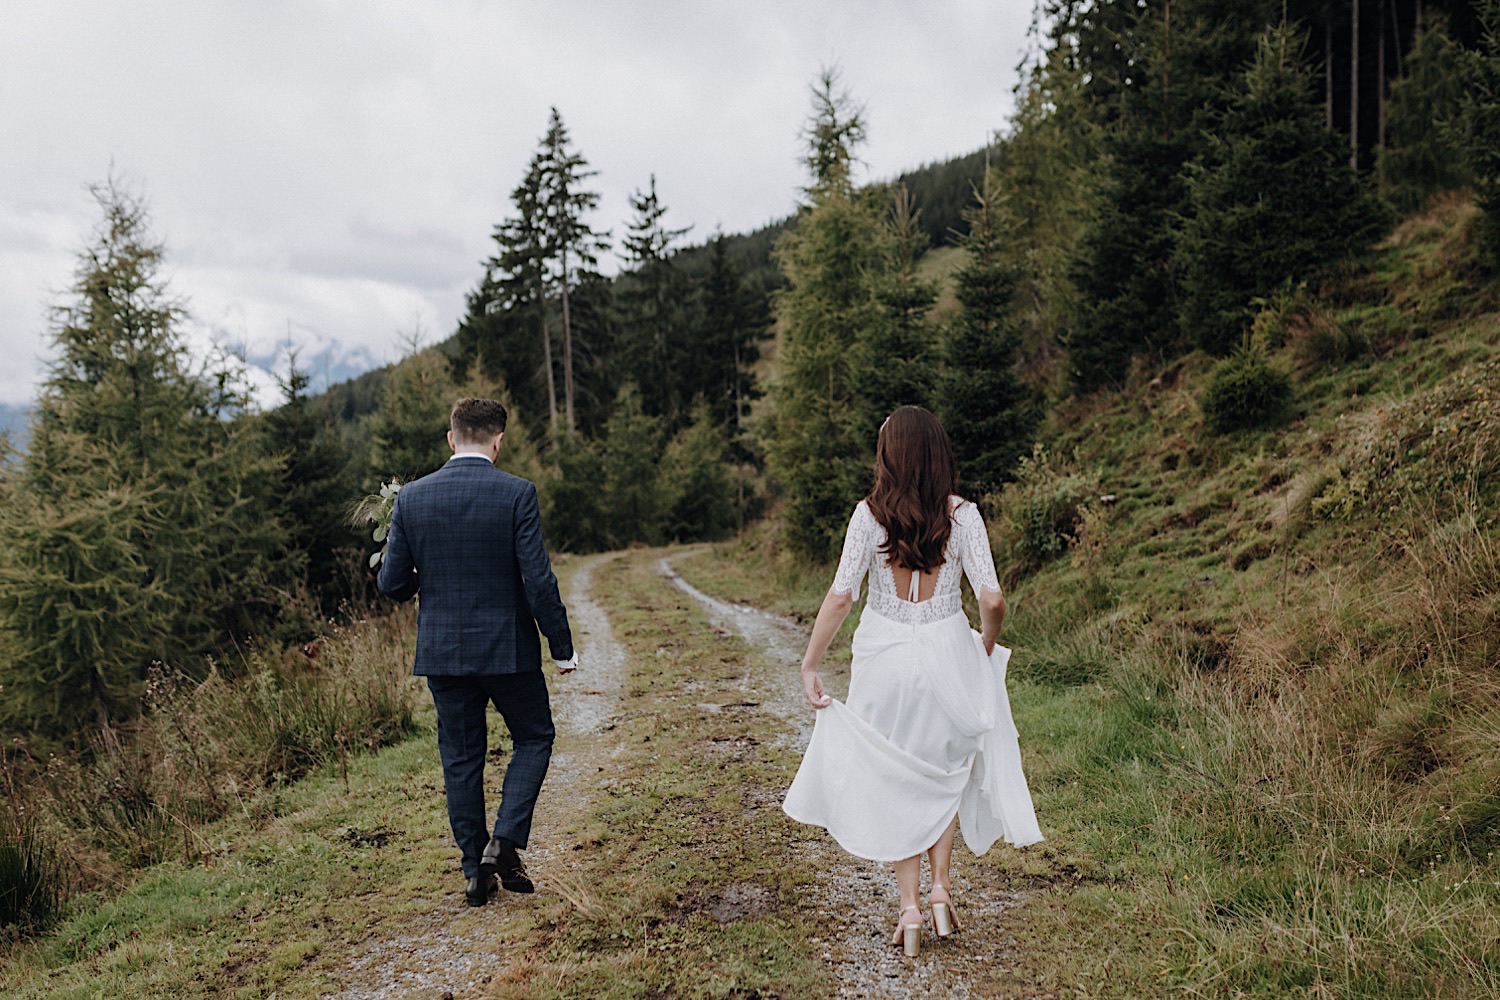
[689,194,1500,996]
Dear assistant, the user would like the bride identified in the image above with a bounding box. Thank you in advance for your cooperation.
[782,405,1043,957]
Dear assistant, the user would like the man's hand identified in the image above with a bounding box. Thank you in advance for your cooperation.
[554,653,579,675]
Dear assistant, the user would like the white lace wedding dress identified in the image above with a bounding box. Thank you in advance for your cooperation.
[782,498,1043,861]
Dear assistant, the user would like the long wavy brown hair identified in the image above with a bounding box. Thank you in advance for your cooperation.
[866,406,960,573]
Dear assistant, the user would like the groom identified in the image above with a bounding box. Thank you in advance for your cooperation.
[377,397,576,907]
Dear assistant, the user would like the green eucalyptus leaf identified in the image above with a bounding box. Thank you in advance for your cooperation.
[369,550,382,568]
[374,524,388,542]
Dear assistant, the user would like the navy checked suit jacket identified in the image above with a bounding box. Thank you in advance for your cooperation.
[376,456,573,674]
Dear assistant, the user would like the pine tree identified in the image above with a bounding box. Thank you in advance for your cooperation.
[942,170,1034,493]
[370,342,456,482]
[451,270,548,438]
[454,356,546,490]
[557,272,616,436]
[1460,0,1500,265]
[539,109,610,435]
[767,70,888,560]
[1067,124,1188,388]
[699,234,761,444]
[616,175,692,421]
[861,184,939,425]
[600,383,665,548]
[661,399,735,542]
[1066,0,1273,387]
[542,429,607,553]
[263,350,357,611]
[992,47,1096,387]
[1379,15,1474,214]
[1177,26,1387,355]
[0,182,289,736]
[474,156,557,430]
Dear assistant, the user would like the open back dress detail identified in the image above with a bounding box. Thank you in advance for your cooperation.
[782,498,1043,862]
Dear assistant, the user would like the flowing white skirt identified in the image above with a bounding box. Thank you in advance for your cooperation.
[782,607,1043,862]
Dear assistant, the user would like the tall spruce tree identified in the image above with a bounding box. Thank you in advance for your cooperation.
[478,156,557,430]
[699,234,761,444]
[942,170,1034,493]
[264,351,356,611]
[1379,15,1474,214]
[768,70,888,560]
[0,182,288,737]
[539,109,610,435]
[855,184,939,434]
[1177,26,1387,355]
[1066,0,1274,387]
[599,383,666,548]
[616,175,692,422]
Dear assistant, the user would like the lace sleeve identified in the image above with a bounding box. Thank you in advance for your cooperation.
[954,501,1001,596]
[830,502,876,599]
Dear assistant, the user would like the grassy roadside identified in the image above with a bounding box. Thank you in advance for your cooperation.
[0,702,458,997]
[481,551,830,999]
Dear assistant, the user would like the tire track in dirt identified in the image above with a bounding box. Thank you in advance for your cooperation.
[333,553,625,999]
[659,554,1031,1000]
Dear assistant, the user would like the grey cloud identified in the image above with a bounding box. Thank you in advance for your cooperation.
[1,0,1030,406]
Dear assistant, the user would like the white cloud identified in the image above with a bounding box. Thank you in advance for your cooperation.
[1,0,1033,406]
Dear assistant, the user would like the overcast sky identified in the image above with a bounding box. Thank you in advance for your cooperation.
[2,1,1036,410]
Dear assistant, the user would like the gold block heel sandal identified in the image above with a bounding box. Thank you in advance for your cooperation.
[890,905,923,957]
[931,900,960,938]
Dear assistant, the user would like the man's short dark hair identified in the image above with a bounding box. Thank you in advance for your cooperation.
[451,397,508,444]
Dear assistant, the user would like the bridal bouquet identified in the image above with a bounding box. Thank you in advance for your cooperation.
[350,479,403,568]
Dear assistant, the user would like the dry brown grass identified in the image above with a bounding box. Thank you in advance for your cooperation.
[0,604,422,903]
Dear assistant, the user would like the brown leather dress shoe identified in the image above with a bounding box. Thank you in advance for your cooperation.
[480,837,534,893]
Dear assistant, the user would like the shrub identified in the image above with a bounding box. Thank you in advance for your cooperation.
[994,445,1100,569]
[1249,283,1368,366]
[1289,309,1368,365]
[6,606,420,877]
[1200,342,1293,434]
[0,806,63,935]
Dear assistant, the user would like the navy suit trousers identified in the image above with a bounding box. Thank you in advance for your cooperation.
[427,671,555,878]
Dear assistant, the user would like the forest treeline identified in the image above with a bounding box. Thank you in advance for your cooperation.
[1,0,1498,935]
